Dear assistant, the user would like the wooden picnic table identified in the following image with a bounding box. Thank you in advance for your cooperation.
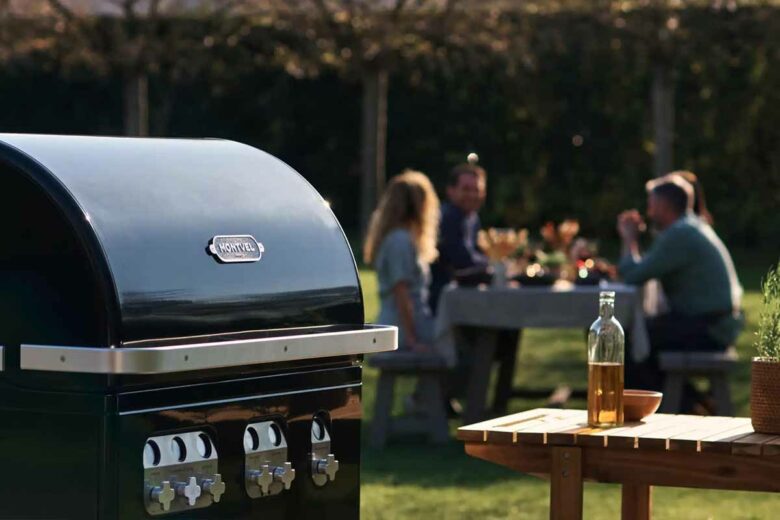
[458,408,780,520]
[435,283,649,423]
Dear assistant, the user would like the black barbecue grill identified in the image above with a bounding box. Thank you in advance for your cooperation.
[0,134,396,519]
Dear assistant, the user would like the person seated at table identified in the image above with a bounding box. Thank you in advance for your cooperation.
[617,176,743,394]
[429,163,488,313]
[642,170,715,317]
[670,170,714,226]
[429,161,519,416]
[363,170,440,352]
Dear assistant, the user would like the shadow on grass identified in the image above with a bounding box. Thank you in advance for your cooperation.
[361,436,529,489]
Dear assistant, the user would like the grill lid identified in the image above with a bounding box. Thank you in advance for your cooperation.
[0,134,363,346]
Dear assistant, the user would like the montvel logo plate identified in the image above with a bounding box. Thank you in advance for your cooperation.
[208,235,264,263]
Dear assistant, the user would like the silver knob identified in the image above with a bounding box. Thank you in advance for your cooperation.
[313,454,339,482]
[175,477,202,506]
[273,462,296,490]
[249,464,274,495]
[201,474,226,503]
[150,481,175,512]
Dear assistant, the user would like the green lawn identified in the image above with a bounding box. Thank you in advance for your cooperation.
[358,265,780,519]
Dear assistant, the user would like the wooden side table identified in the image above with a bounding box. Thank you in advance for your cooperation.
[458,408,780,519]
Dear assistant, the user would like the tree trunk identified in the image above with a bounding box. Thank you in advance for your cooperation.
[123,73,149,137]
[360,66,389,238]
[652,64,674,177]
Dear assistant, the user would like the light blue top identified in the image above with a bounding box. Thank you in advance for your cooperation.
[375,228,434,348]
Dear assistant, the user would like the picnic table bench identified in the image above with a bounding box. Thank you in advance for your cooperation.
[458,408,780,519]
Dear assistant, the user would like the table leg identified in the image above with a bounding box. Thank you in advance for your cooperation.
[463,329,498,424]
[550,446,583,520]
[621,483,652,520]
[492,329,522,414]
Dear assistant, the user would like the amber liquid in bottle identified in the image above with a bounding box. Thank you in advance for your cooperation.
[587,291,625,427]
[587,362,624,427]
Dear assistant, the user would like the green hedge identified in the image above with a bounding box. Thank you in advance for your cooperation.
[0,6,777,246]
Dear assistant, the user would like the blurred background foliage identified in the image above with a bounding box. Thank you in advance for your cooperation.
[0,0,777,246]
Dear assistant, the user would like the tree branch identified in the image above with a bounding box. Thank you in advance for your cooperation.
[46,0,77,22]
[393,0,409,18]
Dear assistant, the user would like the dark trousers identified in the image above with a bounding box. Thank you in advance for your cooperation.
[626,312,726,393]
[448,326,519,401]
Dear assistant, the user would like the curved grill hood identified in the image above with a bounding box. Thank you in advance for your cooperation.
[0,134,363,347]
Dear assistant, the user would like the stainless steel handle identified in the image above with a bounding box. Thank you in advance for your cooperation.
[0,345,4,372]
[20,324,397,374]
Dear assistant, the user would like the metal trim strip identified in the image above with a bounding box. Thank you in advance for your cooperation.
[0,345,4,371]
[20,325,397,375]
[119,382,361,416]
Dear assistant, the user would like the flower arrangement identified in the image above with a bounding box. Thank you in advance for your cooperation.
[474,219,615,286]
[477,228,529,262]
[540,220,580,252]
[532,220,577,270]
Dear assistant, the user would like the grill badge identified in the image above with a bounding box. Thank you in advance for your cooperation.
[208,235,264,264]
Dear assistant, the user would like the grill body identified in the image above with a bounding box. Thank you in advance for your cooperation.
[0,134,394,519]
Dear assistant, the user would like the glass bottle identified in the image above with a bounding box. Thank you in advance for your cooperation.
[587,291,625,427]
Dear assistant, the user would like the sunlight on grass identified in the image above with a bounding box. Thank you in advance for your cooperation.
[361,268,379,324]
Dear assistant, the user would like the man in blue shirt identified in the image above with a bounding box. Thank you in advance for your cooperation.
[430,163,518,415]
[429,164,488,312]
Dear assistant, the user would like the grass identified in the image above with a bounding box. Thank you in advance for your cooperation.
[358,261,780,519]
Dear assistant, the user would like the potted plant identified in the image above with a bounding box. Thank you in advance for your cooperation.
[751,262,780,433]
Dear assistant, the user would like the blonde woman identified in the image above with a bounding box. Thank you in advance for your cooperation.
[364,170,440,351]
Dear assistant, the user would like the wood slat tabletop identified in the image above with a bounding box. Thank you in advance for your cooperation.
[457,408,780,456]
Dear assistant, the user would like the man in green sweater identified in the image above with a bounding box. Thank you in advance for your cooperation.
[617,176,743,391]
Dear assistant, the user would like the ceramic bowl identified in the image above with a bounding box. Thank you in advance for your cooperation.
[623,389,663,422]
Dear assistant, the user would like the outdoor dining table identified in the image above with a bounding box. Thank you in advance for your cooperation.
[458,408,780,520]
[434,282,650,423]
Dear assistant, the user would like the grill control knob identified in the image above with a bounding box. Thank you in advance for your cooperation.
[150,481,175,512]
[175,477,202,506]
[249,462,295,495]
[201,474,226,503]
[313,454,339,482]
[248,464,274,495]
[273,462,296,490]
